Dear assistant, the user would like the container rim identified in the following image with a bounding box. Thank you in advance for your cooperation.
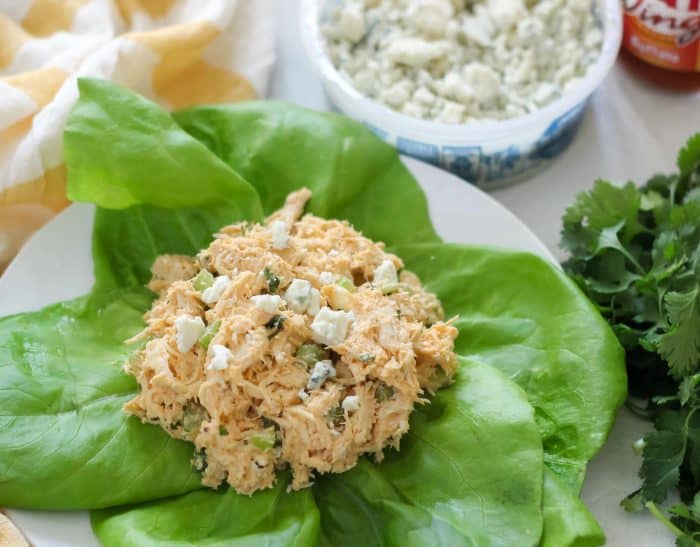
[299,0,623,142]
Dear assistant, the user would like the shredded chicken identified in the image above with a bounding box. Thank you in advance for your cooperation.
[124,189,458,495]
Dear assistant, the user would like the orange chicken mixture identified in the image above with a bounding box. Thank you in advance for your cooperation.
[124,189,458,494]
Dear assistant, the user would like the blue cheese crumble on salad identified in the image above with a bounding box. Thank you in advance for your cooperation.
[124,188,458,494]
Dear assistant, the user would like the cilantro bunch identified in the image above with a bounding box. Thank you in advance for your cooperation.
[561,134,700,545]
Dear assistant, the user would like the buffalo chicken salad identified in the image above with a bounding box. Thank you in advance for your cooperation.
[125,188,458,494]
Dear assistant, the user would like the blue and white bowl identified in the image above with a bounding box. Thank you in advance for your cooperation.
[300,0,622,189]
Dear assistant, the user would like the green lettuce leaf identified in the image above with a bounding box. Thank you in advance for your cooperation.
[0,289,201,509]
[390,243,627,493]
[91,205,238,290]
[540,468,604,547]
[314,358,544,547]
[91,476,320,547]
[65,78,262,217]
[173,102,439,246]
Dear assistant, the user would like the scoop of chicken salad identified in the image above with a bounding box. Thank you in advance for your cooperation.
[124,188,458,495]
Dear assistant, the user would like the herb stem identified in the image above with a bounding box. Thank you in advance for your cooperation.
[645,501,686,539]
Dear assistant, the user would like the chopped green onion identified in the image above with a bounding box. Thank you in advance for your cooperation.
[326,405,344,424]
[183,402,208,434]
[375,383,395,402]
[265,314,285,338]
[263,268,280,293]
[192,270,214,291]
[250,427,276,451]
[337,276,357,293]
[198,320,221,349]
[295,343,329,369]
[219,424,229,436]
[192,450,208,472]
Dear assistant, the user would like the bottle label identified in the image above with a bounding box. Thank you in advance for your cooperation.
[623,0,700,71]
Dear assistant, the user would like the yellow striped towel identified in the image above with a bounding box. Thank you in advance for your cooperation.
[0,0,276,271]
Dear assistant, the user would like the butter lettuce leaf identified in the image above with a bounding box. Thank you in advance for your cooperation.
[91,476,320,547]
[540,468,604,547]
[173,102,440,247]
[314,358,544,547]
[0,289,201,509]
[65,78,262,219]
[391,243,627,493]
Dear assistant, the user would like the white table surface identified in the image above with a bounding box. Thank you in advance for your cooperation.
[271,2,700,546]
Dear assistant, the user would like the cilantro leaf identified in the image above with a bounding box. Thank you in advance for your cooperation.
[640,411,686,503]
[678,134,700,181]
[576,180,644,238]
[620,490,645,512]
[676,535,697,547]
[596,221,645,274]
[561,134,700,541]
[658,289,700,379]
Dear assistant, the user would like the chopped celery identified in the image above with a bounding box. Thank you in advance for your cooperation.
[198,320,221,349]
[337,276,357,293]
[250,427,276,452]
[192,270,214,291]
[381,282,413,295]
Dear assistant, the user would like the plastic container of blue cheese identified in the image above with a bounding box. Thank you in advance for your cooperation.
[300,0,622,189]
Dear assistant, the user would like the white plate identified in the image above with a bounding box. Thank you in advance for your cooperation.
[0,157,671,546]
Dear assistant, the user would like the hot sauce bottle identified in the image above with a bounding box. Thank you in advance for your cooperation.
[623,0,700,72]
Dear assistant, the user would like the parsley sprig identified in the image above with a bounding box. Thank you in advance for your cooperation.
[561,134,700,545]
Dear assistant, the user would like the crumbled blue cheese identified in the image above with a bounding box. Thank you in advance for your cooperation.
[201,275,230,305]
[208,344,232,371]
[342,395,360,413]
[373,259,398,285]
[323,0,603,123]
[307,360,336,390]
[319,271,334,285]
[298,388,310,401]
[338,2,366,41]
[251,294,282,314]
[284,279,322,315]
[311,307,354,346]
[308,287,322,315]
[386,37,451,67]
[174,315,206,353]
[270,220,290,250]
